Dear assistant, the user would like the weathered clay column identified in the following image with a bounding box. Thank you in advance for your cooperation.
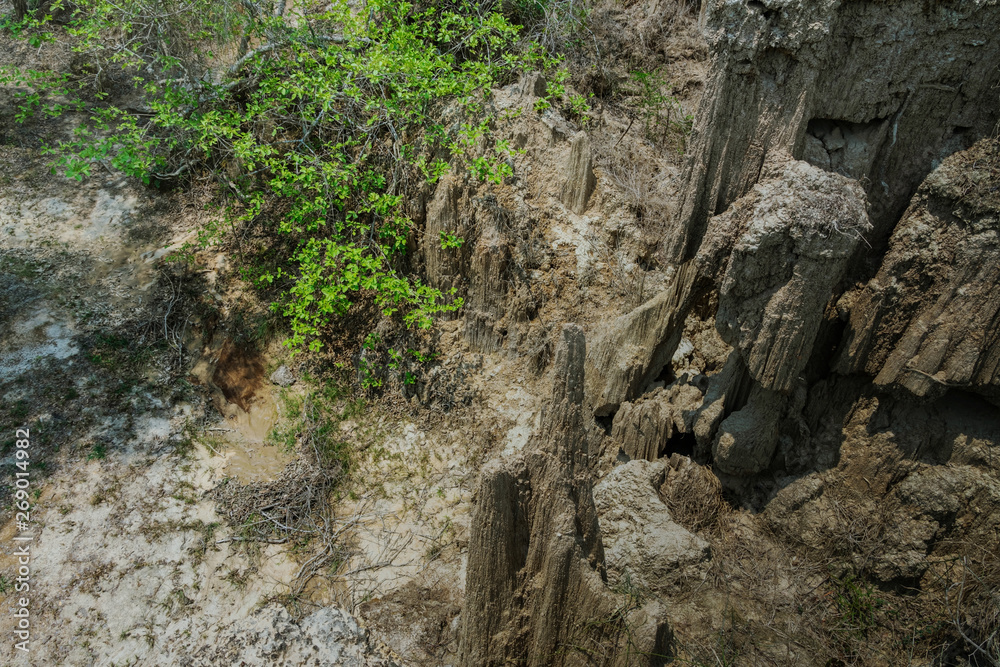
[460,324,671,666]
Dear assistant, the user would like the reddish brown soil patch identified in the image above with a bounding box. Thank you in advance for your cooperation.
[212,340,264,411]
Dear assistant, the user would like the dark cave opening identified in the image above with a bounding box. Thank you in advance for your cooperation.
[654,363,675,386]
[662,431,696,458]
[596,413,615,436]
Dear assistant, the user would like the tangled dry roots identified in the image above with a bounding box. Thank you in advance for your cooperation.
[659,453,728,533]
[212,458,341,543]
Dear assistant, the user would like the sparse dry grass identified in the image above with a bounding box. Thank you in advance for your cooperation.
[661,455,729,534]
[657,447,1000,667]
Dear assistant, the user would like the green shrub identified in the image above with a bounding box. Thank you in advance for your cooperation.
[3,0,555,352]
[630,69,692,147]
[831,571,884,637]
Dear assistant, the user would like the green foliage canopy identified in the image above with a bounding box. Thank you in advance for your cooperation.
[3,0,553,351]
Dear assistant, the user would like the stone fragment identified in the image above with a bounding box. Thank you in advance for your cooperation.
[593,459,710,593]
[269,365,295,387]
[193,604,391,667]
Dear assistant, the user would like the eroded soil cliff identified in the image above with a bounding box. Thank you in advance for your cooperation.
[0,0,998,666]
